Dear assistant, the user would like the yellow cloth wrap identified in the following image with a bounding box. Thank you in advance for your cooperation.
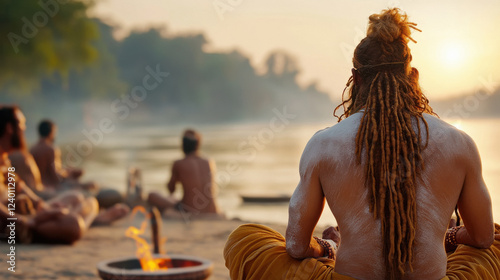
[224,223,500,280]
[223,223,338,280]
[445,224,500,280]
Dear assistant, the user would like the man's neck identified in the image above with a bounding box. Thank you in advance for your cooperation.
[185,151,200,158]
[40,137,53,145]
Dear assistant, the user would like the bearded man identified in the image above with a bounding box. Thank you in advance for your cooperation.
[0,106,128,244]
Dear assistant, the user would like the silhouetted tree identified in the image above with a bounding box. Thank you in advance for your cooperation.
[0,0,99,94]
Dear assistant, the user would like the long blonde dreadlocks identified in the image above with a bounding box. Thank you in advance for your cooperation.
[334,8,436,280]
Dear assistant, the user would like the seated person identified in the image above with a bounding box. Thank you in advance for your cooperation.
[148,129,224,218]
[30,119,97,191]
[0,106,129,244]
[224,8,500,280]
[8,150,47,196]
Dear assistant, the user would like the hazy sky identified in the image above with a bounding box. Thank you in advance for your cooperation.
[92,0,500,101]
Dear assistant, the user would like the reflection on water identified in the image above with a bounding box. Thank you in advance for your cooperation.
[76,119,500,226]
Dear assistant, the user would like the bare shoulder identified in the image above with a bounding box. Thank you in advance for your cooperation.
[29,144,38,155]
[30,141,55,155]
[200,156,215,170]
[423,114,478,157]
[172,159,183,168]
[206,157,216,166]
[177,155,211,166]
[300,113,362,171]
[198,155,211,163]
[307,113,362,146]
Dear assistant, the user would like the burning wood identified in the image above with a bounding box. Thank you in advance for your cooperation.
[125,206,170,271]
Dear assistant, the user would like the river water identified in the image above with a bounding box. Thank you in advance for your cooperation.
[76,118,500,227]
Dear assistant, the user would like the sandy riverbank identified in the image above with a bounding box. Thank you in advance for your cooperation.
[0,216,327,280]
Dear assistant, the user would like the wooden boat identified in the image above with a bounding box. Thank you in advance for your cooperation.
[240,193,291,203]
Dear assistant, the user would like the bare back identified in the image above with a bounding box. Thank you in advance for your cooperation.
[171,154,219,214]
[286,112,493,280]
[8,151,44,192]
[30,140,60,188]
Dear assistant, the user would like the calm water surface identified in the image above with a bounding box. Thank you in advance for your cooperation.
[77,118,500,227]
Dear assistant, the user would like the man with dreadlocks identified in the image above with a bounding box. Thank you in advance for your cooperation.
[224,8,500,280]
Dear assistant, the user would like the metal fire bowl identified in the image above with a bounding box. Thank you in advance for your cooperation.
[97,254,213,280]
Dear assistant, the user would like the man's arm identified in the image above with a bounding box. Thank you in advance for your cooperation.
[47,148,63,187]
[285,136,326,259]
[17,179,46,210]
[456,133,494,248]
[167,162,179,195]
[209,159,218,194]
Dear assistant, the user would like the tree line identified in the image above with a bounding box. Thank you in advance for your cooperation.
[0,0,334,125]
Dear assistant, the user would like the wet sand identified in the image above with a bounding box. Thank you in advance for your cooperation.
[0,216,323,280]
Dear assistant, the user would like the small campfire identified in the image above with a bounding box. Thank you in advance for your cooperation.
[97,206,213,280]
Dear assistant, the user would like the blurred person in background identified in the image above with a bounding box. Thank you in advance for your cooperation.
[29,119,97,192]
[148,129,224,218]
[0,106,129,244]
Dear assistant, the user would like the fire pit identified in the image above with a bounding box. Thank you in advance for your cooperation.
[96,206,213,280]
[97,254,213,280]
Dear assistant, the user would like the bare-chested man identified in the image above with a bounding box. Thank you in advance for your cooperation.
[8,149,45,194]
[148,129,222,217]
[29,119,96,191]
[224,8,500,280]
[0,106,129,244]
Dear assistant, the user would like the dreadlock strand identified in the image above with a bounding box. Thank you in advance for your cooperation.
[391,77,411,244]
[334,8,438,279]
[385,74,406,272]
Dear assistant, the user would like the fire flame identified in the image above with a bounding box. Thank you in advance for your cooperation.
[126,206,170,271]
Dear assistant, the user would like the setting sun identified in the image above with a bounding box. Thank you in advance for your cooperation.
[440,42,467,68]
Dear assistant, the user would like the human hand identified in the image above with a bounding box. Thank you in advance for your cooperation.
[322,226,341,245]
